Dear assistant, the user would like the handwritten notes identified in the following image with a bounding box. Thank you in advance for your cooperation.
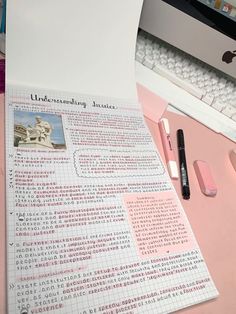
[125,192,197,257]
[6,86,218,314]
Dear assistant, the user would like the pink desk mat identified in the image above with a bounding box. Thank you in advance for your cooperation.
[139,87,236,314]
[1,86,236,313]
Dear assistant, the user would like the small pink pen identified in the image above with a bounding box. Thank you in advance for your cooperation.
[158,118,179,179]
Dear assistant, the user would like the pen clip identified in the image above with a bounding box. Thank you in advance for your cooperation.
[161,118,170,135]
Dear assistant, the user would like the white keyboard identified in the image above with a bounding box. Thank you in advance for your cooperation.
[135,30,236,142]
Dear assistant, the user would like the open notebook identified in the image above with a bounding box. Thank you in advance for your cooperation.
[5,1,218,313]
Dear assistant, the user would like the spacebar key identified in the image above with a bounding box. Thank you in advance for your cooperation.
[153,65,204,99]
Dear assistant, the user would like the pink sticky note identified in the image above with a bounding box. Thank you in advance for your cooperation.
[124,191,197,258]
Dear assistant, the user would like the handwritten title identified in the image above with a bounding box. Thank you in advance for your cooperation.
[31,94,117,110]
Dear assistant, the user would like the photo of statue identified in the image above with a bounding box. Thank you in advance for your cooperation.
[14,111,66,149]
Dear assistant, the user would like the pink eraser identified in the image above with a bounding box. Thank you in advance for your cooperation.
[193,160,217,197]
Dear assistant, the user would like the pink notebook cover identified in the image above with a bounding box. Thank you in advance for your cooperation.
[0,93,5,314]
[137,83,167,122]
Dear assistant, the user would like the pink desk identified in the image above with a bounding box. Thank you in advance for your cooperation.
[1,87,236,313]
[140,87,236,314]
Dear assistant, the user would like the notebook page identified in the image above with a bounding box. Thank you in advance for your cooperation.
[6,0,143,101]
[6,86,218,314]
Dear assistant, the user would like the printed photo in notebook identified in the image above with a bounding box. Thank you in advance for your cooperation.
[5,86,218,314]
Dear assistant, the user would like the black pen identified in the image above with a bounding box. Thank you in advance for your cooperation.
[177,129,190,200]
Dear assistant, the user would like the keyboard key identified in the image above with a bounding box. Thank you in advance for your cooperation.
[211,100,227,112]
[143,55,154,69]
[202,94,214,105]
[136,50,145,63]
